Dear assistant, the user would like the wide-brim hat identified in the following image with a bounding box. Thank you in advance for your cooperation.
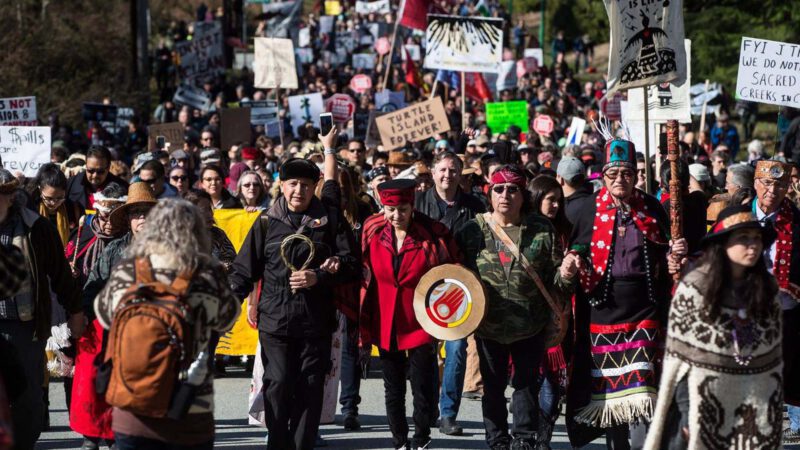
[387,151,414,167]
[701,205,776,247]
[109,182,158,227]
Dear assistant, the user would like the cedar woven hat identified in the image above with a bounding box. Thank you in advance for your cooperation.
[754,160,791,185]
[109,182,158,227]
[386,150,415,167]
[414,264,487,341]
[701,205,776,248]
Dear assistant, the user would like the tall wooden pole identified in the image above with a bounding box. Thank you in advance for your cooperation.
[643,86,652,194]
[666,119,682,280]
[381,16,401,91]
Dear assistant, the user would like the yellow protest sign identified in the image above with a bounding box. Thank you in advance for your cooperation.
[324,0,342,15]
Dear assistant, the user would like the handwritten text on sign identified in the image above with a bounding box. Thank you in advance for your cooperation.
[736,37,800,108]
[376,98,450,150]
[0,97,36,126]
[0,126,50,176]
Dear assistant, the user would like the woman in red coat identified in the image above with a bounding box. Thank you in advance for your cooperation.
[360,179,460,450]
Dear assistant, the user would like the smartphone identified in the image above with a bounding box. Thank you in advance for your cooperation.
[156,135,166,150]
[320,113,333,135]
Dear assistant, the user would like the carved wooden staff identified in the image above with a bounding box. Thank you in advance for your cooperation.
[666,119,682,280]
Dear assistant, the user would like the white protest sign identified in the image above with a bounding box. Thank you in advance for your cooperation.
[0,97,37,126]
[0,126,50,176]
[352,54,376,70]
[175,21,224,85]
[626,39,692,123]
[242,100,280,126]
[298,28,311,48]
[496,61,518,91]
[254,38,299,89]
[319,16,334,34]
[736,37,800,108]
[620,100,660,157]
[523,48,544,67]
[288,93,324,134]
[565,117,587,146]
[173,84,213,113]
[355,0,390,15]
[424,15,504,73]
[403,45,422,61]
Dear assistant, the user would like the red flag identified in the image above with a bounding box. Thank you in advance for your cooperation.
[465,73,493,103]
[404,48,428,93]
[399,0,430,30]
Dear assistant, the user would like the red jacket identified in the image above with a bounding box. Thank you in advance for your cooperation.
[360,213,460,351]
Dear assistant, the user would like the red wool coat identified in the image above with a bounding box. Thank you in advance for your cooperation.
[360,213,460,351]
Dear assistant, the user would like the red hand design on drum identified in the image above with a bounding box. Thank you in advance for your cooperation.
[432,288,465,321]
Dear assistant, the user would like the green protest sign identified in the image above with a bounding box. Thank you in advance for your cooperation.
[485,101,529,133]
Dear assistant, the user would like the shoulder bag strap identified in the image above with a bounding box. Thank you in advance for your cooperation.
[481,213,562,316]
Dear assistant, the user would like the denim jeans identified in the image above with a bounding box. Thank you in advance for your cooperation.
[789,405,800,432]
[439,338,467,419]
[338,326,362,417]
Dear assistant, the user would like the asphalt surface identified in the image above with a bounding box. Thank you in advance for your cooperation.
[37,365,800,449]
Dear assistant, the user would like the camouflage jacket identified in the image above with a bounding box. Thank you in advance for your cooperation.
[456,212,573,344]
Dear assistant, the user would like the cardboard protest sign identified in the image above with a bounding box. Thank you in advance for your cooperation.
[523,48,544,67]
[288,93,324,134]
[375,90,406,112]
[175,21,224,85]
[173,84,213,113]
[566,117,587,146]
[324,0,342,15]
[0,126,50,176]
[376,97,450,150]
[627,39,692,122]
[254,38,299,89]
[241,100,280,126]
[221,108,252,152]
[424,15,503,73]
[147,122,185,152]
[0,97,36,126]
[352,54,376,70]
[604,0,686,94]
[356,0,390,15]
[495,61,518,91]
[350,74,373,94]
[736,37,800,108]
[325,94,356,123]
[486,101,529,134]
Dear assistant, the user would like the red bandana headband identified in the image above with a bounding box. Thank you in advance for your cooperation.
[490,169,526,187]
[774,199,799,299]
[379,187,415,206]
[578,187,666,294]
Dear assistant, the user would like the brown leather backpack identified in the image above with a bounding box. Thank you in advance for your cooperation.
[103,257,194,418]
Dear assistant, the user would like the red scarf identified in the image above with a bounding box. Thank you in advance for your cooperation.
[774,200,799,298]
[579,187,665,294]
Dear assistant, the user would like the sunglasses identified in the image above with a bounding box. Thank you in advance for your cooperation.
[86,168,107,175]
[171,175,188,182]
[242,183,261,188]
[492,185,520,194]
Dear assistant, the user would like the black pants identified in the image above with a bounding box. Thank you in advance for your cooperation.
[476,334,545,447]
[115,433,213,450]
[260,332,332,450]
[379,343,437,448]
[0,321,45,450]
[338,319,362,417]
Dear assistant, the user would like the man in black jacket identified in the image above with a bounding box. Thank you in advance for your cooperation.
[66,146,129,212]
[556,156,593,225]
[414,151,485,436]
[229,129,358,450]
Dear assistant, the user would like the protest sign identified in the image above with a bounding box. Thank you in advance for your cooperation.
[359,33,374,46]
[604,0,686,94]
[375,37,391,55]
[173,84,213,113]
[523,48,544,67]
[600,92,623,121]
[376,97,450,150]
[288,93,324,133]
[404,44,422,61]
[82,103,118,124]
[241,100,280,126]
[375,90,406,112]
[352,54,376,70]
[324,93,356,123]
[353,111,371,140]
[175,21,224,85]
[221,108,252,152]
[298,28,311,48]
[336,35,357,53]
[626,39,692,123]
[350,74,373,94]
[485,101,529,134]
[356,0,390,15]
[565,117,587,146]
[234,51,254,70]
[319,16,334,34]
[365,111,385,147]
[0,97,36,126]
[115,107,135,130]
[516,57,538,78]
[366,22,387,41]
[295,48,314,64]
[495,61,518,91]
[736,37,800,108]
[424,15,504,73]
[533,115,554,136]
[147,122,185,152]
[254,38,299,89]
[324,0,342,15]
[0,126,50,176]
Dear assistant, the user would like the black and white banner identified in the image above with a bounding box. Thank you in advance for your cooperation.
[423,15,503,74]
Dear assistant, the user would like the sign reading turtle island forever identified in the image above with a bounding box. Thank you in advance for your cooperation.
[736,37,800,108]
[376,98,450,150]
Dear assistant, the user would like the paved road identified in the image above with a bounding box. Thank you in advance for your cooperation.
[38,365,799,449]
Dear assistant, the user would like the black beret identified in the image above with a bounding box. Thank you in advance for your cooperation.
[279,158,321,181]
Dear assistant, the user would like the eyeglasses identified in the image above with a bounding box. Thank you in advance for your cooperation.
[86,168,108,175]
[171,175,188,182]
[242,183,261,188]
[492,185,520,194]
[41,194,65,203]
[604,170,635,181]
[757,178,788,191]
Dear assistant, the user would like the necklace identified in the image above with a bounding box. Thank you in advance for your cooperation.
[731,308,756,366]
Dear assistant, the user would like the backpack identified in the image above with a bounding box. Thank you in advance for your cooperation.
[102,257,195,418]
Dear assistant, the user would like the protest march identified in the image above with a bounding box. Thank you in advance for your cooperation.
[1,0,800,449]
